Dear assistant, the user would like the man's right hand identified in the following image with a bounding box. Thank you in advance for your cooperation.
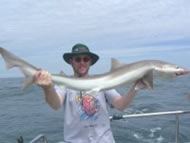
[33,70,53,90]
[33,70,63,110]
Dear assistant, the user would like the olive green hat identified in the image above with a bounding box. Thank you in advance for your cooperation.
[63,43,99,65]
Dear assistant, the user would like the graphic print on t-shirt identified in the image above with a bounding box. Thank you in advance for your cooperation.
[76,93,99,120]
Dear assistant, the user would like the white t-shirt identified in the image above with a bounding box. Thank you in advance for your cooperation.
[55,85,120,143]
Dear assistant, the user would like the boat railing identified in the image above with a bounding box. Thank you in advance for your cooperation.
[28,110,190,143]
[110,110,190,143]
[29,134,48,143]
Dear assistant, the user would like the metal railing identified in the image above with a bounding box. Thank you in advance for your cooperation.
[29,134,48,143]
[28,110,190,143]
[110,110,190,143]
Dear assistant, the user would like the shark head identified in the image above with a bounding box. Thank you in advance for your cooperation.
[158,63,190,79]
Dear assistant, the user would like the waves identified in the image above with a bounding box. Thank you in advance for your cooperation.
[0,75,190,142]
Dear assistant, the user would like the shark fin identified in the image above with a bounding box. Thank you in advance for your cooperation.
[0,47,38,89]
[22,76,34,89]
[142,70,154,89]
[110,58,125,71]
[59,70,65,76]
[135,70,154,90]
[0,47,19,69]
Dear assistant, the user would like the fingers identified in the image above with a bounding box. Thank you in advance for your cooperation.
[33,70,52,88]
[33,70,41,82]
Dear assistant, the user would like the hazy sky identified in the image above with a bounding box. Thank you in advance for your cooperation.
[0,0,190,77]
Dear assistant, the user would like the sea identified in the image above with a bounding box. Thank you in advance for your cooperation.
[0,75,190,143]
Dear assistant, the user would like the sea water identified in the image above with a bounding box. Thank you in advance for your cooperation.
[0,75,190,143]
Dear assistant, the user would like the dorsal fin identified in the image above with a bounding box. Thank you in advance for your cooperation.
[111,58,125,71]
[59,70,65,76]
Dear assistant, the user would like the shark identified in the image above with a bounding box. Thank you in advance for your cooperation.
[0,47,189,93]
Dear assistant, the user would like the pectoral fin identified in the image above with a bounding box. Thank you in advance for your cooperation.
[135,70,154,90]
[142,70,154,89]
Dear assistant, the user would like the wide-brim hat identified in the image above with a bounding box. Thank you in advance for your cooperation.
[63,43,99,65]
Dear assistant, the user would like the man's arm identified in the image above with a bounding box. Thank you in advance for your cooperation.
[33,71,64,110]
[112,80,145,111]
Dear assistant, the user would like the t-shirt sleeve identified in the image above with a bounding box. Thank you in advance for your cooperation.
[104,89,120,105]
[54,85,66,98]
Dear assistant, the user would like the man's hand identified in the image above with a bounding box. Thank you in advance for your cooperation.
[33,70,63,110]
[33,70,53,89]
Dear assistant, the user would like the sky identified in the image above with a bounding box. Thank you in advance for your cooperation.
[0,0,190,78]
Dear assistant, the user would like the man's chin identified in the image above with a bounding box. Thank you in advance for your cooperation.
[78,71,88,77]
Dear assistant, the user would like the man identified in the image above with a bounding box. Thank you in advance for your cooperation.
[33,43,141,143]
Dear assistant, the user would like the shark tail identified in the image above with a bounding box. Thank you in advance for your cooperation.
[0,47,38,89]
[22,75,34,89]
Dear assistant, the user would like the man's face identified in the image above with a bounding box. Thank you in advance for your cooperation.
[70,54,92,77]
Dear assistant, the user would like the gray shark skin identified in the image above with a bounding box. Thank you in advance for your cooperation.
[0,47,189,93]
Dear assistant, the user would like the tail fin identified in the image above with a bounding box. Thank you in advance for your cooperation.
[0,47,39,89]
[0,47,20,69]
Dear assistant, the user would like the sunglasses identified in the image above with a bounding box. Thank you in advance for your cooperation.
[74,56,91,63]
